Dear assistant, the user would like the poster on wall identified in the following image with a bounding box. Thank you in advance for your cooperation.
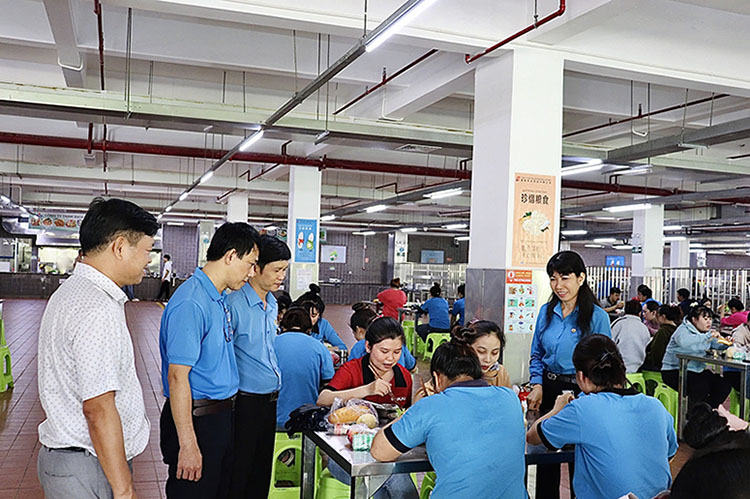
[504,269,537,334]
[605,256,625,267]
[321,245,346,263]
[29,213,84,232]
[511,173,556,268]
[294,218,317,263]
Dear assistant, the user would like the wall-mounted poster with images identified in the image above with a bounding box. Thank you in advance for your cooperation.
[30,213,84,232]
[321,245,346,263]
[294,218,317,263]
[512,173,556,268]
[504,269,537,334]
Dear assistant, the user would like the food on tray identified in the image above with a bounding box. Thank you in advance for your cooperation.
[717,337,733,346]
[329,405,372,424]
[356,413,378,429]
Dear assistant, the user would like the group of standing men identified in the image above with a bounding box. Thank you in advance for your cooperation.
[37,197,292,498]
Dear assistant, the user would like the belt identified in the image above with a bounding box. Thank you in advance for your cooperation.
[191,397,234,417]
[544,372,578,385]
[237,390,279,402]
[46,446,87,453]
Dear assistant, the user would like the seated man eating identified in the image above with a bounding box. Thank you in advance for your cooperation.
[370,341,526,498]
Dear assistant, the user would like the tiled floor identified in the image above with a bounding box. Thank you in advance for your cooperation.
[0,299,691,499]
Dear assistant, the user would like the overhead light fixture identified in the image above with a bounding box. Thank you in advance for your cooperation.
[593,238,617,243]
[443,223,468,230]
[613,244,633,250]
[454,236,470,242]
[365,204,388,213]
[663,225,683,231]
[365,0,439,52]
[585,244,604,248]
[707,250,726,255]
[238,129,264,152]
[156,215,163,222]
[595,216,617,221]
[603,203,653,213]
[424,188,463,200]
[561,229,588,236]
[679,142,709,150]
[265,225,278,231]
[199,171,214,184]
[167,222,184,227]
[560,159,604,177]
[320,214,336,222]
[164,205,173,213]
[691,243,705,248]
[179,192,189,201]
[314,130,331,145]
[564,213,585,218]
[0,195,9,203]
[353,230,376,236]
[689,249,705,253]
[400,227,418,233]
[18,206,28,213]
[664,236,687,242]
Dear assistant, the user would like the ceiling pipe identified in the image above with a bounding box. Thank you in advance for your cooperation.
[465,0,566,64]
[333,48,439,116]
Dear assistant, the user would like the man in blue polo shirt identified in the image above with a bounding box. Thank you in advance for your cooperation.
[371,342,526,498]
[227,234,289,498]
[159,222,260,498]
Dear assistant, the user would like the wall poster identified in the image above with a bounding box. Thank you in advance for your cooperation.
[321,245,346,263]
[294,218,317,263]
[504,270,537,334]
[511,173,556,268]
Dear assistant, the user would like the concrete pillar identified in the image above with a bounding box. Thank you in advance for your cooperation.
[467,47,564,383]
[287,166,322,300]
[226,191,248,223]
[198,220,215,268]
[631,204,664,294]
[669,239,689,268]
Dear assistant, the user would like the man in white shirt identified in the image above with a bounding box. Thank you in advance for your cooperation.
[611,299,652,373]
[156,254,173,301]
[37,197,158,499]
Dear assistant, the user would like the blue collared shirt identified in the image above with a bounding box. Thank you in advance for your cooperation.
[420,297,451,329]
[349,339,416,370]
[452,298,465,326]
[227,283,282,394]
[529,303,612,385]
[159,267,239,400]
[311,318,347,350]
[661,317,726,372]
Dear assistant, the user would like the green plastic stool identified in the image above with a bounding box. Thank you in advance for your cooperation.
[0,318,12,393]
[729,389,750,420]
[315,469,350,499]
[402,319,415,328]
[423,333,451,361]
[641,371,663,396]
[626,373,646,394]
[420,471,436,499]
[403,325,415,355]
[269,433,303,498]
[654,382,679,432]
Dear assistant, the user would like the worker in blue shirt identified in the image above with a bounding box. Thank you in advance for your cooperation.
[371,342,526,498]
[528,334,677,499]
[159,222,260,499]
[275,306,335,428]
[527,251,611,499]
[637,283,661,306]
[416,282,451,341]
[298,299,348,350]
[226,235,289,498]
[347,302,417,370]
[451,283,466,327]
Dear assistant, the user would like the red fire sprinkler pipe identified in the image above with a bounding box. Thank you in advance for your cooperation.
[465,0,566,64]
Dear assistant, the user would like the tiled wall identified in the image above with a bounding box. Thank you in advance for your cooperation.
[161,225,199,278]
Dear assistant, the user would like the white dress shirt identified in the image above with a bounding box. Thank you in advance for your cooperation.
[37,263,150,460]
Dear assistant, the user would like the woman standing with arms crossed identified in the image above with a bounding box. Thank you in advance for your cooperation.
[527,251,612,499]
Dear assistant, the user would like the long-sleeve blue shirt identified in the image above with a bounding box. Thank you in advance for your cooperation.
[661,318,726,372]
[348,339,417,370]
[311,317,347,350]
[529,302,612,385]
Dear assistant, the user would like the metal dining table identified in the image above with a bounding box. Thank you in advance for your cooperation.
[301,430,575,499]
[676,353,750,438]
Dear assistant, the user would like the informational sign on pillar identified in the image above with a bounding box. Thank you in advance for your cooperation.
[511,173,556,268]
[504,270,538,335]
[294,218,317,263]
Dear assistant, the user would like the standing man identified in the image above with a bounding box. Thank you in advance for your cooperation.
[227,235,290,498]
[156,254,173,302]
[37,197,157,499]
[159,223,260,498]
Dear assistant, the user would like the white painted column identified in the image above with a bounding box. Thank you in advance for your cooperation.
[394,230,408,264]
[669,239,690,268]
[468,47,564,383]
[287,166,322,300]
[631,205,665,295]
[226,192,248,223]
[198,220,215,268]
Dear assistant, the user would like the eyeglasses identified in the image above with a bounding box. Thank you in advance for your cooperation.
[220,300,234,342]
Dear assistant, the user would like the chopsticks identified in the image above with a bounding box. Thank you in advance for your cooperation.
[368,363,397,404]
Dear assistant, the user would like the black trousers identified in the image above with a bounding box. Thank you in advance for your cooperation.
[157,280,172,301]
[662,369,733,409]
[415,324,451,341]
[535,376,581,499]
[227,392,278,499]
[160,399,234,499]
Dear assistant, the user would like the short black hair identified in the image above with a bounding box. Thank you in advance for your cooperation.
[677,288,690,300]
[164,254,171,261]
[206,222,260,262]
[279,306,313,333]
[609,286,621,295]
[728,298,744,311]
[637,284,653,299]
[258,235,291,270]
[624,299,642,316]
[430,342,482,381]
[275,290,292,312]
[658,304,681,322]
[457,284,465,296]
[79,197,158,255]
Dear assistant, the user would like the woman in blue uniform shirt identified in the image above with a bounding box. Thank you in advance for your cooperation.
[298,299,347,351]
[527,250,611,499]
[416,282,451,341]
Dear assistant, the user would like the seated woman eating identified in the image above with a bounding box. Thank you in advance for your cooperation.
[527,334,677,499]
[317,316,417,499]
[347,302,416,371]
[415,320,510,401]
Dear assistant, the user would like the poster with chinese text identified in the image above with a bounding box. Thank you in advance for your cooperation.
[512,173,556,268]
[504,270,537,334]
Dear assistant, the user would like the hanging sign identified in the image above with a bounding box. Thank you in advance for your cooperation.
[29,213,84,232]
[512,173,556,268]
[504,269,537,334]
[294,218,317,263]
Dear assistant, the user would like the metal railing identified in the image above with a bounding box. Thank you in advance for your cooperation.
[588,266,632,301]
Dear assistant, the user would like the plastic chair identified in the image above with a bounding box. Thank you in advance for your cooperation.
[403,325,415,355]
[423,333,451,361]
[654,382,679,432]
[402,319,415,328]
[0,318,12,393]
[315,469,350,499]
[729,389,750,420]
[641,371,663,396]
[269,433,303,498]
[419,471,436,499]
[626,373,646,394]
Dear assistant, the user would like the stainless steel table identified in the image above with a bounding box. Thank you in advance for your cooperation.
[301,430,574,498]
[676,353,750,438]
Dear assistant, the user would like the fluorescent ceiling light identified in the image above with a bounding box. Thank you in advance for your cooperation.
[265,225,278,231]
[613,244,633,250]
[164,206,172,213]
[167,222,184,226]
[18,206,28,213]
[424,188,463,200]
[179,192,189,201]
[689,249,705,253]
[595,216,617,221]
[707,250,726,255]
[365,0,439,52]
[400,227,418,233]
[679,142,709,150]
[564,213,585,218]
[561,229,588,236]
[585,244,604,248]
[0,195,9,203]
[691,243,704,248]
[238,130,264,152]
[593,238,617,243]
[455,236,470,242]
[443,223,468,230]
[365,204,388,213]
[561,159,603,177]
[199,171,214,184]
[603,203,652,213]
[663,225,683,231]
[353,230,376,236]
[320,214,336,222]
[664,236,687,242]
